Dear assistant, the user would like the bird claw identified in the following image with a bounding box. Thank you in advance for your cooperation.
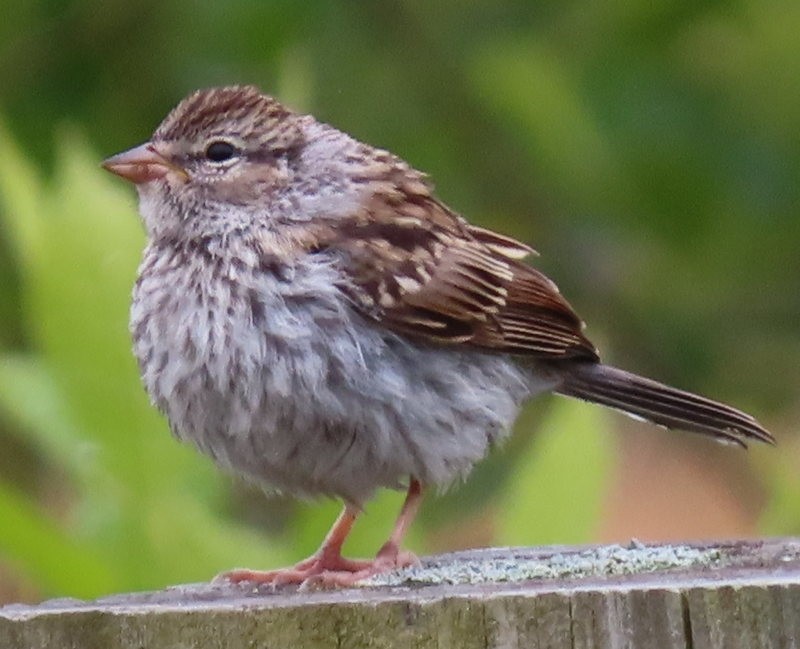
[216,547,419,589]
[301,549,420,589]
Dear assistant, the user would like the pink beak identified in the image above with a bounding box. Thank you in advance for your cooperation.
[102,143,186,184]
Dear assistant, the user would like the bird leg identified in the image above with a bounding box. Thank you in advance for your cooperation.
[372,478,423,566]
[220,479,424,588]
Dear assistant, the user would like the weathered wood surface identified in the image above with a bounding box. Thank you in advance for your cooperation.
[1,539,799,649]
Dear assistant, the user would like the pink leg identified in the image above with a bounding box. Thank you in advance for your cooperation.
[219,479,424,588]
[307,479,424,587]
[220,503,369,586]
[375,478,423,563]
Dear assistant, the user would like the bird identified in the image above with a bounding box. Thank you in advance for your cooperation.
[102,85,774,587]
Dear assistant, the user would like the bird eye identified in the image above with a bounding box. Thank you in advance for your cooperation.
[204,140,237,162]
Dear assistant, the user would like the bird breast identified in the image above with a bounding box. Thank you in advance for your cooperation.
[130,239,542,503]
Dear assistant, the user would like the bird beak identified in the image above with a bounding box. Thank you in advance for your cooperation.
[102,143,188,184]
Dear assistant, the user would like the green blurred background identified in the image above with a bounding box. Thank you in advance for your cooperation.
[0,0,797,604]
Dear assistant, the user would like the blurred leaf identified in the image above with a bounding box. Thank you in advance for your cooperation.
[759,436,800,535]
[678,1,800,144]
[0,122,45,271]
[469,40,629,211]
[495,398,614,545]
[0,481,117,597]
[0,354,102,488]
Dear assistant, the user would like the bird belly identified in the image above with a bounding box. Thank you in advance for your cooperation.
[131,249,547,504]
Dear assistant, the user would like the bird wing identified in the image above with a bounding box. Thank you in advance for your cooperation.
[322,171,598,361]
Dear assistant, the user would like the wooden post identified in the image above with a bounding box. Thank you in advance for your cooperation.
[1,539,799,649]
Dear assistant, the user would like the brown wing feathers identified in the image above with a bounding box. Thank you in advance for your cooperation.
[330,187,597,360]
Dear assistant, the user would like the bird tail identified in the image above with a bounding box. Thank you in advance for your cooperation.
[555,363,774,447]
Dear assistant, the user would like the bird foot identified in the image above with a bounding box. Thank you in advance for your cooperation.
[216,544,419,589]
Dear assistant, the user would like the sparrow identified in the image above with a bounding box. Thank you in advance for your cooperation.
[102,85,773,587]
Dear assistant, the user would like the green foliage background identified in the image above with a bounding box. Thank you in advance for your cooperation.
[0,0,797,601]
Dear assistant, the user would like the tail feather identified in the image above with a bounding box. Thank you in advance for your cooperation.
[556,363,774,447]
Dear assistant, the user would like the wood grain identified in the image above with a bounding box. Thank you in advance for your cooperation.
[1,539,798,649]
